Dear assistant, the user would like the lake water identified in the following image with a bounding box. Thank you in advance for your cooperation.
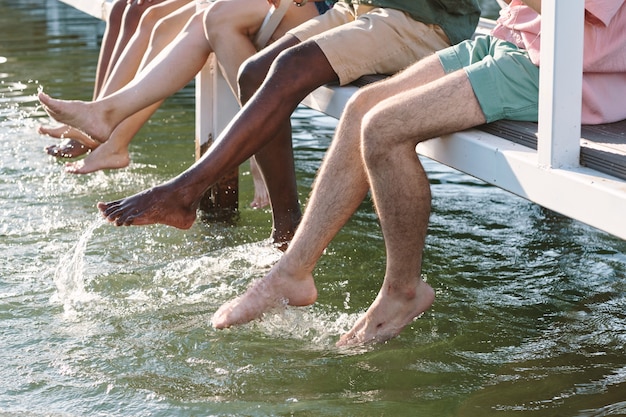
[1,1,626,416]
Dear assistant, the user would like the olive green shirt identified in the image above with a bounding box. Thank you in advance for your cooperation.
[343,0,481,45]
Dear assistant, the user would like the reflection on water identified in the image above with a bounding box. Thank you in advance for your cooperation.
[1,0,626,416]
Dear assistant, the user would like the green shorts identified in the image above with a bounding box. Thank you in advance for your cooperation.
[437,35,540,123]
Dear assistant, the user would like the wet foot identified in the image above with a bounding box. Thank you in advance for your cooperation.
[65,141,130,174]
[97,182,199,228]
[39,124,101,159]
[45,138,91,159]
[249,158,269,209]
[39,123,101,148]
[250,181,270,209]
[336,279,435,346]
[38,92,112,143]
[211,264,318,328]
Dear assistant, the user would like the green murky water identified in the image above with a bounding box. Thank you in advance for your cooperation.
[1,1,625,415]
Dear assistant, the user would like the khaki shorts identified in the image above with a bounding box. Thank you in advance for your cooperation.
[287,2,450,86]
[437,35,540,123]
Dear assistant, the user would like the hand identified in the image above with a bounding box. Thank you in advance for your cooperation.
[267,0,280,8]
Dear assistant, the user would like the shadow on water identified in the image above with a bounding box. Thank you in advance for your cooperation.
[1,0,626,416]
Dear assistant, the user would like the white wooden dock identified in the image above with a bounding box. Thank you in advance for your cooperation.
[56,0,626,241]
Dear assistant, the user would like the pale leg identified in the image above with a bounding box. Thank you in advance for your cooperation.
[211,55,486,346]
[338,62,486,346]
[211,90,372,327]
[210,56,450,329]
[40,0,146,157]
[65,1,197,173]
[40,0,192,156]
[37,10,216,143]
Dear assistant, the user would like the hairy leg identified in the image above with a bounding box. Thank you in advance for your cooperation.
[211,55,486,344]
[338,59,486,346]
[212,89,373,328]
[211,61,439,328]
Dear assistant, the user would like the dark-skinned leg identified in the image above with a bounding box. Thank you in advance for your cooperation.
[98,38,338,235]
[239,39,339,244]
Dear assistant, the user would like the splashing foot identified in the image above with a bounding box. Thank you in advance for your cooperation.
[212,264,318,328]
[38,92,113,143]
[65,140,130,174]
[97,182,199,228]
[336,279,435,346]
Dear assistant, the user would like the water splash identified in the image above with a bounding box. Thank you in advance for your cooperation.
[51,217,104,318]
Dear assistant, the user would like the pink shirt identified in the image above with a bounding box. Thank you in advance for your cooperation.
[492,0,626,124]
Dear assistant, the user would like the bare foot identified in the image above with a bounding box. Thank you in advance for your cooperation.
[39,124,101,148]
[250,180,270,209]
[97,182,199,228]
[249,158,270,209]
[211,263,318,329]
[39,124,100,159]
[38,92,113,143]
[45,138,91,159]
[336,279,435,347]
[65,141,130,174]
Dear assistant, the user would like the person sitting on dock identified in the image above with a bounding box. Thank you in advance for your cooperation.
[39,0,482,246]
[211,0,626,345]
[41,0,194,159]
[39,0,327,209]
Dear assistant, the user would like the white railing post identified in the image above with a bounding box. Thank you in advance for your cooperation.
[537,0,585,168]
[194,54,240,158]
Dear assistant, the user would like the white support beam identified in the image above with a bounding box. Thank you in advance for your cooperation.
[537,0,585,169]
[301,84,358,119]
[417,130,626,240]
[195,55,240,154]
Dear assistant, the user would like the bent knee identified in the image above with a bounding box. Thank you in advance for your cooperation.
[137,5,171,32]
[238,54,272,99]
[204,0,262,36]
[150,9,195,45]
[360,109,399,166]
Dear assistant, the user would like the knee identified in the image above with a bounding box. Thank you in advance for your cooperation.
[123,1,153,26]
[203,0,238,39]
[135,5,167,34]
[243,47,308,92]
[360,106,394,168]
[238,53,274,100]
[342,89,392,165]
